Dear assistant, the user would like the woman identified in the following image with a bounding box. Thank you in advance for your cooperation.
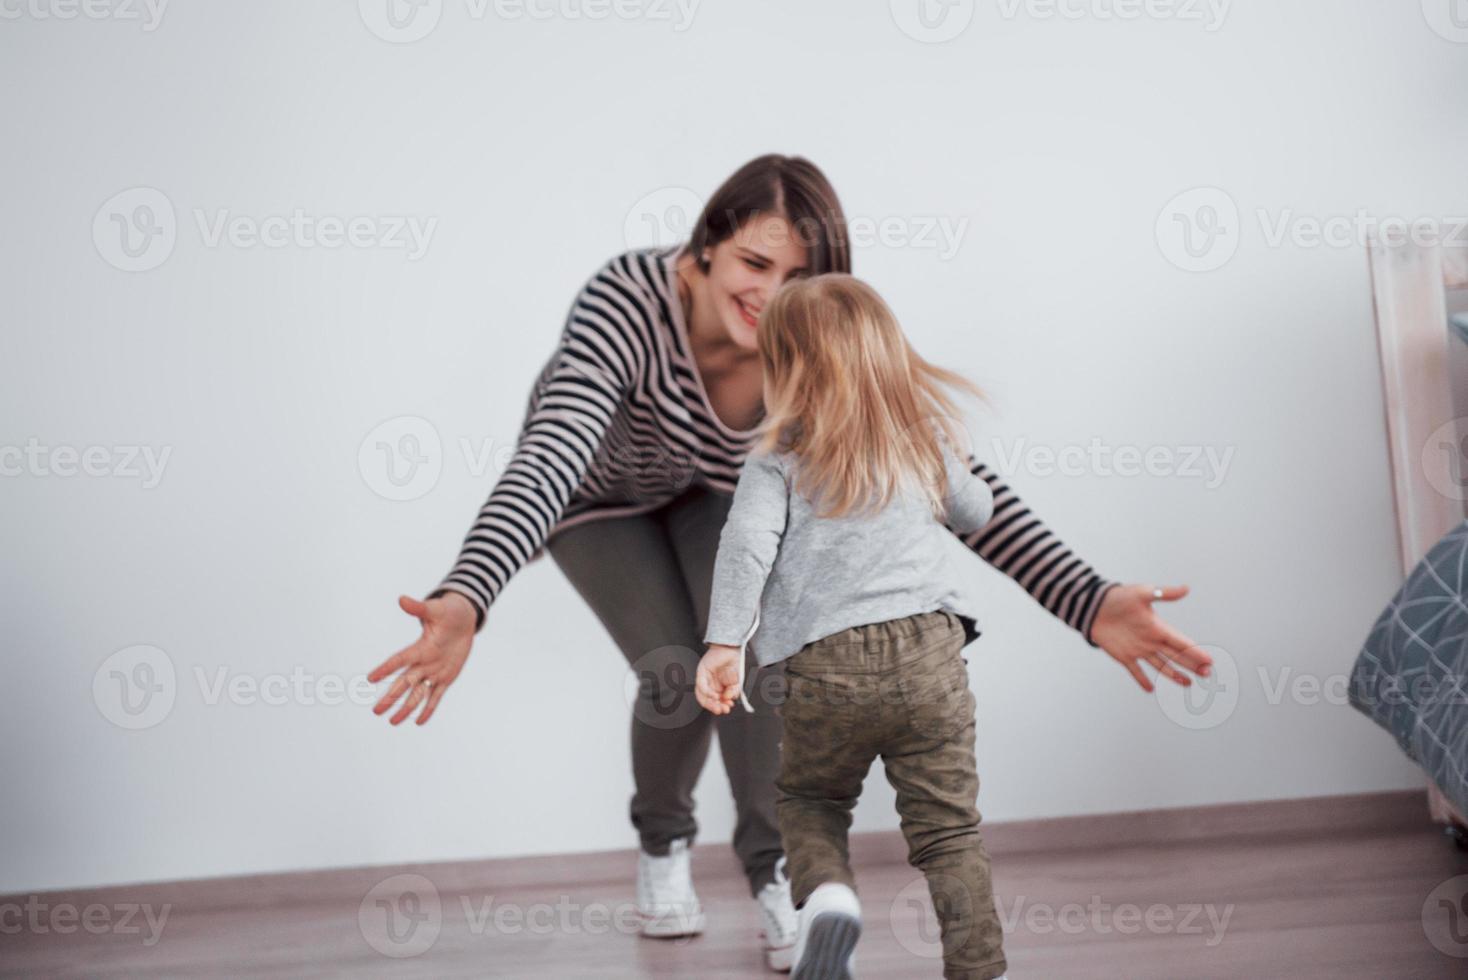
[367,154,1200,972]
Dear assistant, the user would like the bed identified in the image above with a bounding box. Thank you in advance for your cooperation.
[1351,232,1468,834]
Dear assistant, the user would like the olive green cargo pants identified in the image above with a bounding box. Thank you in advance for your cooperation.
[776,609,1007,980]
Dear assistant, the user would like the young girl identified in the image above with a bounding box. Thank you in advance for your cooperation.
[694,272,1012,979]
[696,271,1216,977]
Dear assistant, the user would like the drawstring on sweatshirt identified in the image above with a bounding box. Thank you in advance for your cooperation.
[733,607,759,714]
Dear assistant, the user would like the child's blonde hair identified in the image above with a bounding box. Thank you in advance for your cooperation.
[753,273,990,521]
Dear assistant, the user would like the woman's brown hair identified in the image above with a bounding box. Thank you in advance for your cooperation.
[684,154,851,276]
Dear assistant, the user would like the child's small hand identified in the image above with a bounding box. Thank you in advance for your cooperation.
[695,645,743,715]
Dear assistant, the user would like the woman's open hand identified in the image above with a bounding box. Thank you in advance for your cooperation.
[367,592,478,725]
[1090,584,1212,693]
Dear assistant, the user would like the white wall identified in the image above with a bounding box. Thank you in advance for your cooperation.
[3,0,1466,893]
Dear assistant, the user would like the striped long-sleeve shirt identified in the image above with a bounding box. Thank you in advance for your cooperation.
[430,246,1119,643]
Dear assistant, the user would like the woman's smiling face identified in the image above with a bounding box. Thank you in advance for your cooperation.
[703,213,810,350]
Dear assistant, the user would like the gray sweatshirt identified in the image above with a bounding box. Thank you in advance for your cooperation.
[703,433,996,711]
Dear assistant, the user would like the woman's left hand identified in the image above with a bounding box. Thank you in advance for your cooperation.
[1089,584,1212,693]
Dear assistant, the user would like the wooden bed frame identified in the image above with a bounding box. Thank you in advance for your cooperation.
[1368,231,1468,831]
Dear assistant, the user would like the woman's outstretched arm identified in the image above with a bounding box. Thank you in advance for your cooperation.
[947,449,1213,690]
[949,451,1118,645]
[427,265,645,631]
[368,259,645,724]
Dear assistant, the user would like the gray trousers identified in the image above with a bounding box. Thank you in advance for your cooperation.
[546,484,786,896]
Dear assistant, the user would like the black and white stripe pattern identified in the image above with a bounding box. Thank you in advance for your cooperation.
[958,459,1117,646]
[431,247,1117,644]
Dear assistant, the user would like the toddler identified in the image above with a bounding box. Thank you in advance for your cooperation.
[696,273,1010,980]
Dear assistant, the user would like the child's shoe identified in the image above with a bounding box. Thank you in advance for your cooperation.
[636,837,706,937]
[791,882,861,979]
[756,856,798,971]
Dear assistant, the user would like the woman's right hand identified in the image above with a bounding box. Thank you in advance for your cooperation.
[367,591,478,726]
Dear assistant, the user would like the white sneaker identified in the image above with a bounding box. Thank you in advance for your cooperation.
[756,856,798,971]
[791,882,860,979]
[636,837,706,938]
